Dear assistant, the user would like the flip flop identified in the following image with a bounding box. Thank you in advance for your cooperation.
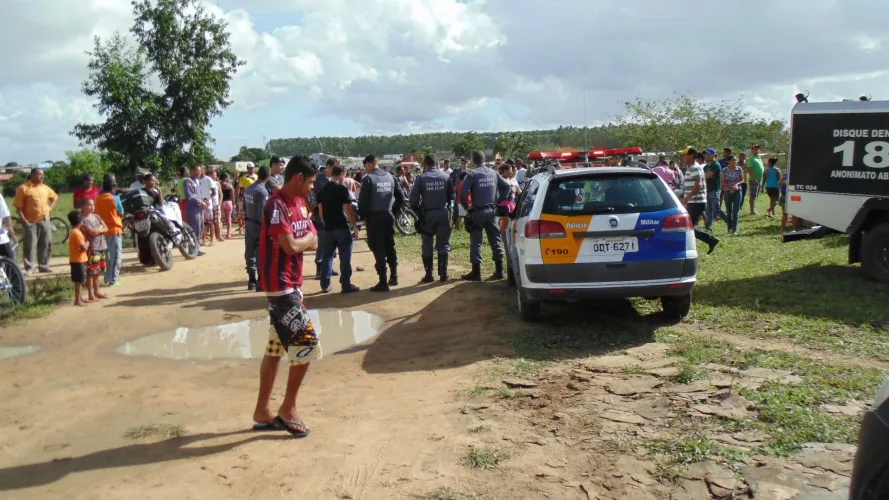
[273,416,311,438]
[252,421,279,431]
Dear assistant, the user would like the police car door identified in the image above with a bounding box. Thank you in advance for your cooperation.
[511,180,540,270]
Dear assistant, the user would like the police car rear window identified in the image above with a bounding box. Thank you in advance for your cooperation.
[541,173,676,215]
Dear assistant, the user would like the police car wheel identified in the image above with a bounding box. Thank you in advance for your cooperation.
[661,292,691,319]
[861,221,889,284]
[516,286,541,322]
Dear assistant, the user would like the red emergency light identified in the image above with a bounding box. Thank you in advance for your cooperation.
[527,147,643,161]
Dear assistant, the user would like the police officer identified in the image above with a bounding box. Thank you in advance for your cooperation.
[357,154,405,292]
[460,150,510,281]
[243,166,272,291]
[409,154,455,283]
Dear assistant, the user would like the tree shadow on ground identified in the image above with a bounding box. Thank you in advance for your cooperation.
[361,282,678,374]
[0,430,289,492]
[693,263,889,326]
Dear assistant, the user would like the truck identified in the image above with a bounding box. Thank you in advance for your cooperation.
[783,99,889,283]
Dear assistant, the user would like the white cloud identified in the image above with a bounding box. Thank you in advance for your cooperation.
[1,0,889,162]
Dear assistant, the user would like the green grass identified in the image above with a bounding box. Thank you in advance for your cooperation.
[461,447,506,470]
[648,434,748,484]
[658,330,885,455]
[122,423,187,440]
[0,275,72,323]
[416,488,486,500]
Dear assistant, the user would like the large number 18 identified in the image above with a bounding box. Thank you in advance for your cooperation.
[833,140,889,168]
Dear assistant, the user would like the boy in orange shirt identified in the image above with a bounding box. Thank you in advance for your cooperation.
[68,211,89,306]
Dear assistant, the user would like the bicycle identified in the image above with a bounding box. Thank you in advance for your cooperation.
[0,255,27,310]
[12,216,71,246]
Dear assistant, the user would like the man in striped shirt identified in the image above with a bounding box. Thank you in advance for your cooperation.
[680,147,719,254]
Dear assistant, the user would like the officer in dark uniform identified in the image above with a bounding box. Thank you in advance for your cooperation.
[409,154,454,283]
[243,166,271,290]
[460,150,510,281]
[357,154,405,292]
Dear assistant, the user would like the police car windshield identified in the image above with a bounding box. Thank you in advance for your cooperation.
[542,173,676,216]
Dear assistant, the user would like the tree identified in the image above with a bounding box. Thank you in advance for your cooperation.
[451,132,485,158]
[494,132,533,159]
[231,146,267,163]
[44,150,112,190]
[4,162,19,168]
[614,94,790,154]
[72,0,244,177]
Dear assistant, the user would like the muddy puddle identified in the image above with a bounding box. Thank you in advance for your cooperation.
[115,309,384,361]
[0,345,41,360]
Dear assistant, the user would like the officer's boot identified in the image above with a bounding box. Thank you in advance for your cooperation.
[388,266,399,286]
[461,263,481,281]
[489,259,504,281]
[371,270,389,292]
[421,256,434,283]
[247,268,257,291]
[438,252,449,282]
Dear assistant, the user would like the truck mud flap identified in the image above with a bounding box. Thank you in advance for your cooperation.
[782,225,839,243]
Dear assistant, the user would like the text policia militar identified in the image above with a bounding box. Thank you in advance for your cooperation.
[830,129,889,180]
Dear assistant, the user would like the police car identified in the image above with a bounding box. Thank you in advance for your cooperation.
[505,160,697,321]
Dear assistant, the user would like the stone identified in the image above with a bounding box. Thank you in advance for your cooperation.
[606,377,664,396]
[671,479,711,500]
[708,378,734,388]
[822,403,865,417]
[733,431,768,443]
[583,355,641,373]
[648,367,681,378]
[502,378,537,389]
[627,397,672,421]
[752,482,801,500]
[740,367,804,386]
[807,473,839,491]
[793,452,852,477]
[570,370,593,382]
[690,402,750,421]
[600,410,647,425]
[703,363,741,374]
[625,343,672,359]
[639,356,683,369]
[662,381,711,394]
[614,455,655,474]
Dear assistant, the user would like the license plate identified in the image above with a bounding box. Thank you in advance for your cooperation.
[134,219,151,232]
[586,237,638,254]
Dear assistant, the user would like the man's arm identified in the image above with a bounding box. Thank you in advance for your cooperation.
[392,174,405,213]
[357,177,371,219]
[445,178,455,203]
[408,178,422,209]
[496,174,511,204]
[276,232,317,255]
[48,188,58,213]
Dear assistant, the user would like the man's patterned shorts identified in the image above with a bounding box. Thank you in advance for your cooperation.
[265,289,322,366]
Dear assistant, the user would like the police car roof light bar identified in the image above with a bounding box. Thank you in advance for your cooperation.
[527,147,644,161]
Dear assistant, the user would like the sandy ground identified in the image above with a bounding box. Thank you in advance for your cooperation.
[0,234,530,499]
[0,234,858,499]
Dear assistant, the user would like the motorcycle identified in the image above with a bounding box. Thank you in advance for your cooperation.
[395,205,418,236]
[121,190,199,271]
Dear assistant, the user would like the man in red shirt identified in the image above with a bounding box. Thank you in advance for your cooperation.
[252,155,319,438]
[72,174,101,207]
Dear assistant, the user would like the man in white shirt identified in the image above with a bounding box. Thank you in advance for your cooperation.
[0,193,19,259]
[199,166,219,245]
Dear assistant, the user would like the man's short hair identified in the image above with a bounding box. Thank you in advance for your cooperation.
[723,148,732,154]
[331,165,344,177]
[471,150,485,165]
[423,154,436,167]
[271,155,284,164]
[67,210,83,227]
[326,158,337,167]
[256,165,270,181]
[102,173,117,193]
[284,155,318,183]
[443,159,450,164]
[363,154,376,165]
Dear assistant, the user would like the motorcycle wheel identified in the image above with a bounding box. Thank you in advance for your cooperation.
[148,232,174,271]
[396,209,418,236]
[178,223,199,260]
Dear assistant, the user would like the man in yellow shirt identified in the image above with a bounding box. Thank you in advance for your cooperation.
[237,163,258,233]
[13,168,58,274]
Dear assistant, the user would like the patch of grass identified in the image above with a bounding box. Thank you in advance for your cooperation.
[123,423,187,440]
[416,488,486,500]
[660,331,885,454]
[395,229,498,277]
[0,275,73,323]
[497,387,517,400]
[619,364,647,375]
[673,363,706,384]
[468,425,489,434]
[466,385,491,398]
[648,434,748,484]
[638,198,889,359]
[461,447,506,470]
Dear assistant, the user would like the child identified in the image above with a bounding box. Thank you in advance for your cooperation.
[764,157,782,217]
[68,211,89,306]
[79,198,109,301]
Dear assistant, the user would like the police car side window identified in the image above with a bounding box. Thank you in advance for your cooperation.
[518,180,539,218]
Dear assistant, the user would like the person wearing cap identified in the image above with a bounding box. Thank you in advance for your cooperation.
[243,166,271,291]
[238,162,258,232]
[409,154,455,283]
[460,150,511,281]
[358,154,405,292]
[746,144,764,215]
[451,157,469,228]
[704,148,727,231]
[266,156,286,196]
[679,147,719,254]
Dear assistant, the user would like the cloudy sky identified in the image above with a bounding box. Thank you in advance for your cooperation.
[0,0,886,163]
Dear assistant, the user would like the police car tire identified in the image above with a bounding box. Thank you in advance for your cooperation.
[661,292,691,319]
[861,222,889,284]
[516,286,541,322]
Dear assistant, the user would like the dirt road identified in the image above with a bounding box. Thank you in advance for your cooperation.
[0,235,859,499]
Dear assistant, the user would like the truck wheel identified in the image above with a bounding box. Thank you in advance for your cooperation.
[516,286,541,322]
[661,292,692,319]
[861,222,889,284]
